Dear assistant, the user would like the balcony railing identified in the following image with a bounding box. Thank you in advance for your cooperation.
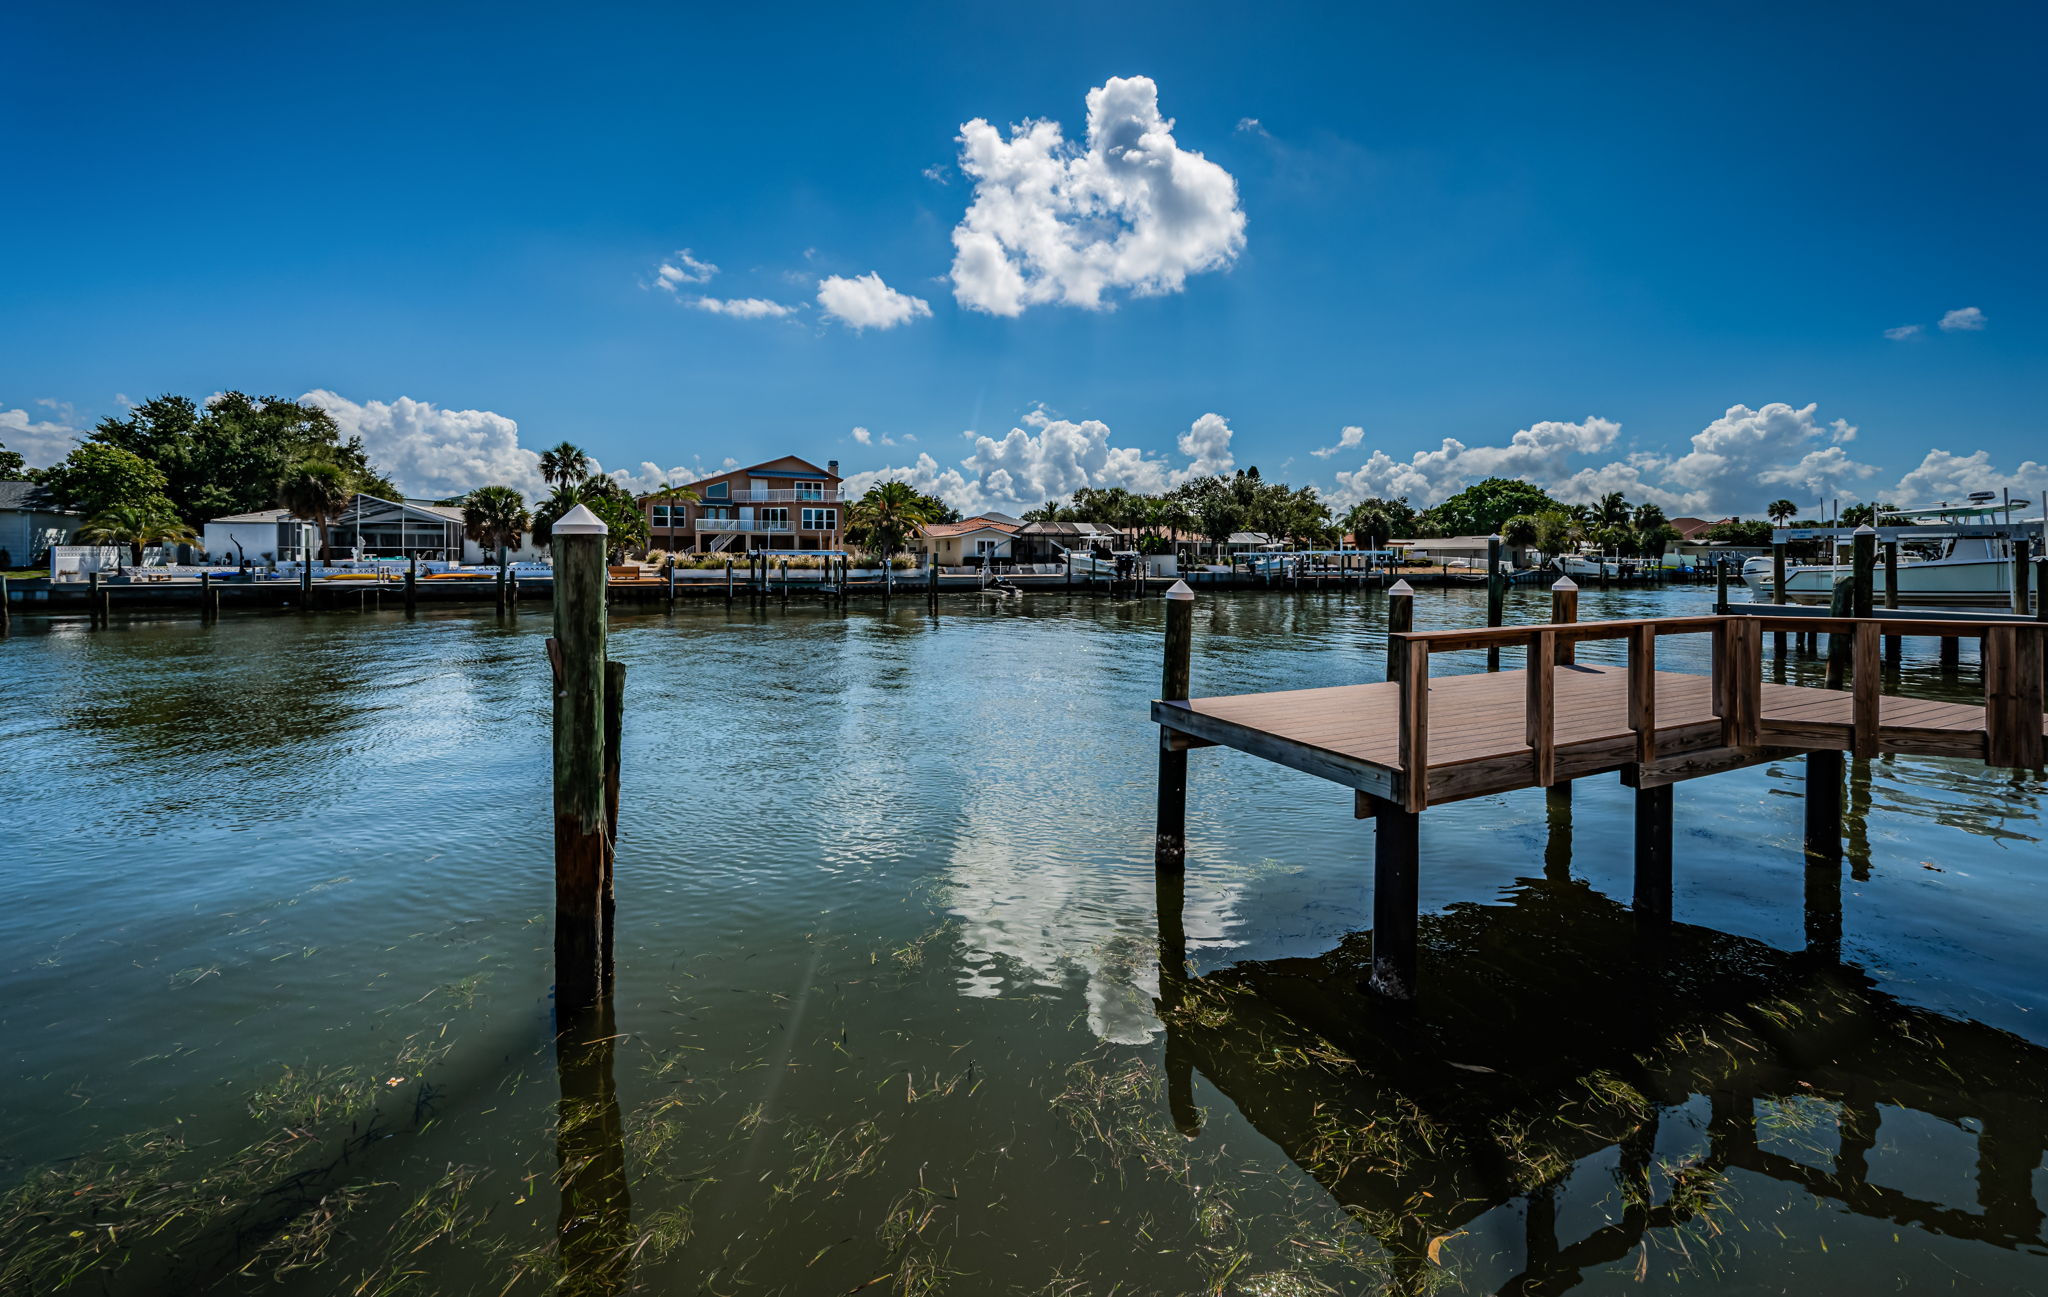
[693,518,791,533]
[730,489,839,504]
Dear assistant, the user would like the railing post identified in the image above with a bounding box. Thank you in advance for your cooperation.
[1550,576,1577,666]
[1485,534,1505,672]
[1526,629,1556,787]
[1627,624,1657,764]
[1387,579,1414,683]
[1851,621,1880,758]
[1156,580,1195,872]
[1985,626,2045,770]
[1397,636,1429,814]
[550,503,610,1016]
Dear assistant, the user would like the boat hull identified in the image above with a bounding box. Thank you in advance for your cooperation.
[1740,557,2023,607]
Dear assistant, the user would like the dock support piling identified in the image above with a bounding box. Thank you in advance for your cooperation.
[1632,783,1673,922]
[1368,795,1420,1000]
[550,504,610,1017]
[1882,540,1900,662]
[1803,748,1844,958]
[724,558,733,604]
[1825,577,1853,690]
[1714,559,1729,611]
[405,555,417,618]
[1543,783,1573,881]
[2015,538,2034,617]
[1386,579,1414,683]
[601,658,626,991]
[1550,576,1577,664]
[0,574,8,635]
[665,559,676,612]
[1155,580,1195,871]
[199,570,213,623]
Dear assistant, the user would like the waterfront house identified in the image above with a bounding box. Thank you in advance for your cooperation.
[0,481,81,565]
[645,456,844,554]
[911,516,1020,566]
[1390,535,1537,568]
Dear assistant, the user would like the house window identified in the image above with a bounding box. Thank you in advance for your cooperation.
[759,508,790,530]
[651,505,672,526]
[795,481,824,501]
[701,508,731,521]
[801,508,837,531]
[705,482,728,499]
[974,538,1002,557]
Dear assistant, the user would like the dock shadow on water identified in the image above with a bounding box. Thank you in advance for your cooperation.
[1153,859,2048,1296]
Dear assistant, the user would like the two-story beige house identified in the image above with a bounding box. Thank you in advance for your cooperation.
[645,456,844,554]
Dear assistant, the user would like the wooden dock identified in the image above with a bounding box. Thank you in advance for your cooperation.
[1150,582,2047,999]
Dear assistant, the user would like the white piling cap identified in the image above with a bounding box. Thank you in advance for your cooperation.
[552,503,608,536]
[1389,579,1414,595]
[1854,523,1878,535]
[1164,579,1195,601]
[1551,575,1579,591]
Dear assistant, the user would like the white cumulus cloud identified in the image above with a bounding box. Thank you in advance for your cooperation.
[1310,425,1364,459]
[1939,306,1986,332]
[0,402,83,469]
[817,273,932,330]
[841,409,1235,515]
[1892,449,2048,503]
[690,296,799,319]
[949,75,1247,316]
[1884,323,1922,340]
[1332,417,1623,507]
[654,249,718,292]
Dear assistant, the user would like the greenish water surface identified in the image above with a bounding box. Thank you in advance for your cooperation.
[1,586,2044,1295]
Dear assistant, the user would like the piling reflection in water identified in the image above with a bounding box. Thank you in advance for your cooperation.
[1155,860,2048,1293]
[554,996,632,1296]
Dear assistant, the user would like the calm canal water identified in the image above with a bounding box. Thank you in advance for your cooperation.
[1,585,2044,1295]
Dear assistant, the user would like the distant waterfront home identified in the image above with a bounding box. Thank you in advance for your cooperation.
[911,516,1020,566]
[1389,535,1538,567]
[644,456,844,554]
[203,494,541,565]
[0,481,81,565]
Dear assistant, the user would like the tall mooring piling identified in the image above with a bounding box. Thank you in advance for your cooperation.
[549,503,622,1016]
[1154,580,1195,871]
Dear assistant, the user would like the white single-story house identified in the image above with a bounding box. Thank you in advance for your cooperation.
[203,494,543,566]
[0,482,81,566]
[1390,535,1538,567]
[911,517,1020,566]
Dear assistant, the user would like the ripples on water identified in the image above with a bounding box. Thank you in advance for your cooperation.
[0,586,2043,1294]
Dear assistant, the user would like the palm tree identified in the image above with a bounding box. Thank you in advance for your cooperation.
[78,497,196,567]
[1766,498,1799,525]
[1022,499,1070,523]
[276,458,355,562]
[1596,491,1632,528]
[461,485,532,566]
[529,483,586,550]
[539,441,590,489]
[846,480,941,559]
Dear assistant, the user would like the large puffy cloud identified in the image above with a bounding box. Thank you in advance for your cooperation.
[303,390,703,500]
[949,75,1247,316]
[841,408,1235,515]
[816,272,932,330]
[1331,417,1622,507]
[1892,449,2048,503]
[1328,404,1877,516]
[0,401,83,469]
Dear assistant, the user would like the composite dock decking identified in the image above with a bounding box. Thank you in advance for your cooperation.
[1154,662,2046,810]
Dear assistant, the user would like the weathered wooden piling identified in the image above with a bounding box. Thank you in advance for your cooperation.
[1713,558,1729,610]
[2016,537,2034,617]
[550,503,610,1014]
[1386,579,1414,683]
[1825,577,1853,690]
[90,570,110,626]
[1485,535,1505,672]
[1771,543,1788,660]
[724,558,734,604]
[0,574,10,635]
[1851,525,1876,619]
[1550,576,1577,666]
[1155,580,1195,871]
[200,570,214,623]
[602,657,626,989]
[664,558,676,612]
[404,555,418,617]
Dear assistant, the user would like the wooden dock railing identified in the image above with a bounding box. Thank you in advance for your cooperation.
[1390,613,2045,813]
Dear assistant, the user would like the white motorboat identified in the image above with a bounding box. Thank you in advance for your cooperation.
[1740,505,2044,607]
[1555,554,1619,579]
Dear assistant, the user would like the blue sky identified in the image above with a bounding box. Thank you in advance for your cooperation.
[2,0,2042,516]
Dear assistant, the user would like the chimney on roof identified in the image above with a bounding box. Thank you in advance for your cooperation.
[828,460,839,477]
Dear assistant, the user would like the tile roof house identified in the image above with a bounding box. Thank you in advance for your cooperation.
[911,515,1020,566]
